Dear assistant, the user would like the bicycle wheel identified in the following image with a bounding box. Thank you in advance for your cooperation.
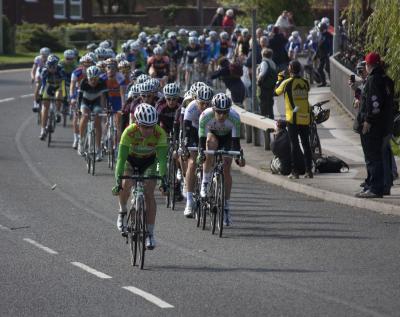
[47,111,55,147]
[210,178,217,234]
[194,169,202,227]
[201,200,207,230]
[86,128,93,174]
[128,208,137,267]
[91,128,96,176]
[136,195,146,270]
[216,173,225,238]
[165,148,174,208]
[171,160,177,210]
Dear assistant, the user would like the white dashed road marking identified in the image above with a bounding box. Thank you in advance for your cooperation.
[20,94,34,98]
[0,224,11,231]
[23,238,59,255]
[71,262,112,279]
[0,97,16,103]
[122,286,174,309]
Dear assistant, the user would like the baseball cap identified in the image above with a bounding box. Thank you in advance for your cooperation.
[365,52,381,65]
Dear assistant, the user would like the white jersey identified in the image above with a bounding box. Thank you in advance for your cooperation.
[199,107,241,137]
[184,100,203,129]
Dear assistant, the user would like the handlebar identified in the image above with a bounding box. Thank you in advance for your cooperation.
[120,175,163,181]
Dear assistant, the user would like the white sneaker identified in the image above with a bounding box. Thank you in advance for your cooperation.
[77,141,85,156]
[145,234,156,250]
[95,151,102,162]
[223,208,232,227]
[72,139,78,149]
[176,168,183,181]
[183,204,193,218]
[117,212,127,232]
[200,182,208,198]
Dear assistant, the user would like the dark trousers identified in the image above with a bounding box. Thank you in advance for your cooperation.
[360,132,384,194]
[287,123,313,173]
[382,135,393,192]
[318,55,330,84]
[258,92,274,118]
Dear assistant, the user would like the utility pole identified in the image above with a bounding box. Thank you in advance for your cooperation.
[333,0,339,53]
[197,0,203,27]
[0,0,4,54]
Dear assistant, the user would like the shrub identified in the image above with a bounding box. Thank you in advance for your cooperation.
[16,23,65,52]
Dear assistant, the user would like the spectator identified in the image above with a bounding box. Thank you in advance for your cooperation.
[275,11,292,37]
[210,7,224,27]
[210,57,245,105]
[315,22,333,87]
[256,48,277,118]
[275,60,313,179]
[222,9,235,34]
[355,53,395,198]
[267,26,289,72]
[235,28,251,62]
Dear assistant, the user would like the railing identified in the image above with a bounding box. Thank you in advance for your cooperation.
[330,54,357,118]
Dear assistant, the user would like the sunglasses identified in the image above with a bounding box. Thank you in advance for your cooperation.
[215,110,229,115]
[140,94,153,98]
[166,97,178,102]
[66,57,75,61]
[106,65,117,70]
[198,101,210,106]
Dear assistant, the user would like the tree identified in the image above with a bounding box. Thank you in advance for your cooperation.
[218,0,313,27]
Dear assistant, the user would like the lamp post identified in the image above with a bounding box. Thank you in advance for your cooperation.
[197,0,203,27]
[333,0,339,53]
[0,0,3,54]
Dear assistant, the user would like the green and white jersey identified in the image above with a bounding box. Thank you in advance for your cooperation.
[198,108,241,137]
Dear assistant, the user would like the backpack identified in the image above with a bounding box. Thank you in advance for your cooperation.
[258,60,278,90]
[315,155,349,173]
[229,61,243,78]
[270,156,291,176]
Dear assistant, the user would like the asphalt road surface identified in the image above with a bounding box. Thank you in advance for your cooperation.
[1,69,400,317]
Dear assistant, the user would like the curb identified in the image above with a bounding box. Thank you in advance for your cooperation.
[233,164,400,217]
[0,63,32,70]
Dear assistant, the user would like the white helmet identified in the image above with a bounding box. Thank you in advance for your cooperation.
[321,17,330,26]
[80,54,94,65]
[178,28,188,37]
[139,31,147,40]
[147,78,161,91]
[128,84,141,99]
[99,41,110,49]
[130,41,141,51]
[241,28,249,37]
[226,9,234,17]
[163,83,180,97]
[137,74,150,84]
[116,53,126,62]
[40,47,51,56]
[189,30,198,38]
[217,7,224,15]
[140,80,157,93]
[212,93,231,111]
[209,31,218,39]
[220,31,229,40]
[190,81,207,97]
[188,36,198,45]
[86,66,101,79]
[196,85,213,101]
[134,103,158,126]
[291,31,300,38]
[63,49,75,59]
[153,46,163,55]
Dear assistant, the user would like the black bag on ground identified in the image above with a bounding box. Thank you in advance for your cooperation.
[270,156,291,175]
[315,155,349,173]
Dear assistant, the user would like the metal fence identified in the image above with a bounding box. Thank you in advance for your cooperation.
[330,54,357,118]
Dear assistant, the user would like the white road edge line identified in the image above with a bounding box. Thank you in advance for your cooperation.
[71,262,112,279]
[23,238,59,255]
[0,224,11,231]
[0,97,16,103]
[122,286,174,309]
[20,94,34,98]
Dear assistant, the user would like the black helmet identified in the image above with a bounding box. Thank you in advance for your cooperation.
[289,60,302,75]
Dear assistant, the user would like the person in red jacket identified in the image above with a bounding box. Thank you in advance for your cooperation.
[222,9,235,34]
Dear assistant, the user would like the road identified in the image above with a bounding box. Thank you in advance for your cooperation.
[0,69,399,317]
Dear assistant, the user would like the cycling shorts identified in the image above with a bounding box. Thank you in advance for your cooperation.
[42,84,64,101]
[81,103,103,114]
[210,131,232,151]
[108,96,122,112]
[125,155,157,177]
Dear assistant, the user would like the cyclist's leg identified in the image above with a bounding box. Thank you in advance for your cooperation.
[93,107,103,150]
[201,133,218,193]
[79,105,91,152]
[71,98,80,148]
[41,99,50,130]
[223,157,233,200]
[184,151,197,215]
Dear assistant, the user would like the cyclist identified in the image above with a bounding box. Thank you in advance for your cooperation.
[36,55,66,140]
[31,47,51,112]
[197,35,211,82]
[101,58,127,148]
[182,85,214,217]
[147,46,170,85]
[235,28,251,62]
[183,36,201,90]
[156,83,184,201]
[77,66,108,161]
[219,31,233,59]
[288,31,302,60]
[208,31,221,74]
[198,93,245,226]
[112,103,168,249]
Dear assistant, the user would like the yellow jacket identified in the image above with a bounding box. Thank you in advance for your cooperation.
[275,76,311,125]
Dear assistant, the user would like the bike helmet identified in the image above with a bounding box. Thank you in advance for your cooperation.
[321,17,330,26]
[96,60,106,72]
[178,28,188,37]
[128,84,141,99]
[105,48,115,58]
[147,78,161,91]
[153,46,164,55]
[188,36,198,45]
[130,41,141,51]
[118,60,131,72]
[132,69,144,79]
[46,54,59,67]
[198,35,206,43]
[196,85,213,101]
[80,54,94,65]
[116,53,127,62]
[189,30,198,38]
[163,83,180,97]
[291,31,300,38]
[226,9,234,17]
[154,33,162,42]
[86,65,101,79]
[167,31,177,39]
[241,28,249,37]
[209,31,218,40]
[99,41,110,49]
[217,7,224,15]
[105,58,118,69]
[134,103,158,126]
[64,49,75,59]
[318,22,328,32]
[220,31,229,41]
[87,43,97,52]
[137,74,150,84]
[212,93,232,111]
[40,47,51,56]
[314,107,330,124]
[86,52,97,63]
[95,47,108,59]
[140,80,157,93]
[138,31,147,40]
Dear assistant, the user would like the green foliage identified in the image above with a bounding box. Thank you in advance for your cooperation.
[2,15,15,54]
[16,23,66,52]
[218,0,313,27]
[160,5,182,23]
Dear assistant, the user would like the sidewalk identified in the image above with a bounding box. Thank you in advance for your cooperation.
[233,86,400,216]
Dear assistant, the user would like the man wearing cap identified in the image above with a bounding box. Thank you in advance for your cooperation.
[355,52,394,198]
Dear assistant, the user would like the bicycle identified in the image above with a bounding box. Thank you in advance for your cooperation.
[61,97,70,128]
[165,134,178,210]
[104,110,117,170]
[310,100,330,161]
[120,171,162,270]
[202,149,243,237]
[46,98,57,148]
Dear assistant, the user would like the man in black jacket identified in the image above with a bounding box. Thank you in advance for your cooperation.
[210,7,224,27]
[315,22,333,87]
[356,52,394,198]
